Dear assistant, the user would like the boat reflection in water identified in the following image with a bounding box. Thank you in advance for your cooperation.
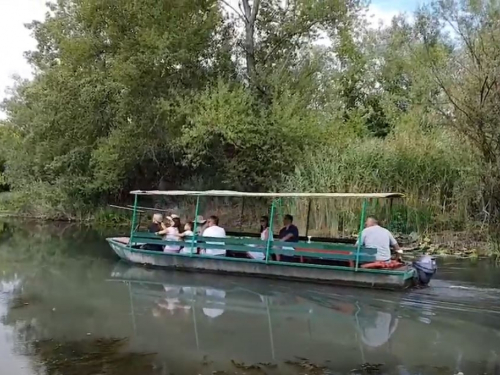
[153,286,227,319]
[109,262,500,375]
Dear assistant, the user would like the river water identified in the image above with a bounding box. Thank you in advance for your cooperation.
[1,220,500,375]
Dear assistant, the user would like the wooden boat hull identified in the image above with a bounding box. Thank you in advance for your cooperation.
[107,238,416,290]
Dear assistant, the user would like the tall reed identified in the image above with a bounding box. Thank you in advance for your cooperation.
[279,128,480,236]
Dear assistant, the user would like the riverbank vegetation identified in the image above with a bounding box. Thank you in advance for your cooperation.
[1,0,499,252]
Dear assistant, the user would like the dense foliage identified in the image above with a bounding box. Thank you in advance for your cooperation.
[0,0,498,236]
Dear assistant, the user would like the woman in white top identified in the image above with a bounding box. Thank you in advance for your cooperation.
[156,215,181,253]
[260,216,272,241]
[248,216,271,260]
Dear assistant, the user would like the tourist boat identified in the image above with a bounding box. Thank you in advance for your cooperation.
[106,190,417,290]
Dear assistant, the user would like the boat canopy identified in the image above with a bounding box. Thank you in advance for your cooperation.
[129,190,403,199]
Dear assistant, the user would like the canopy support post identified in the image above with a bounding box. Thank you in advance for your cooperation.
[305,199,312,238]
[191,196,201,257]
[266,199,277,263]
[129,194,139,246]
[355,199,368,271]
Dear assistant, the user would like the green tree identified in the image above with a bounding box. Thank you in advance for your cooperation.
[417,0,500,223]
[2,0,230,207]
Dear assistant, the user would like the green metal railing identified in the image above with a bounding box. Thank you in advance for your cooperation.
[129,194,139,246]
[191,196,201,257]
[355,199,368,271]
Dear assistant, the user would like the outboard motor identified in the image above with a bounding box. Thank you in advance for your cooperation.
[412,255,437,286]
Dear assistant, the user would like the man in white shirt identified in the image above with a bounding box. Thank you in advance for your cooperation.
[356,216,401,262]
[202,215,226,256]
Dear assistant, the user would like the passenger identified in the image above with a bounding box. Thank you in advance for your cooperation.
[156,216,181,253]
[179,221,195,238]
[279,214,299,242]
[179,222,195,254]
[143,213,166,251]
[172,215,183,234]
[356,216,401,262]
[277,214,299,262]
[202,215,226,256]
[148,213,164,234]
[260,215,272,241]
[195,215,207,235]
[247,215,271,260]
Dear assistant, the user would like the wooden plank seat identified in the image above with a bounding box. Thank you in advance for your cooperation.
[270,240,376,266]
[128,232,376,266]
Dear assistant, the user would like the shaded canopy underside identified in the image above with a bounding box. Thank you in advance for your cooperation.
[129,190,404,199]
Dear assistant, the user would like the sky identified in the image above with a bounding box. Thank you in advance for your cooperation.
[0,0,427,112]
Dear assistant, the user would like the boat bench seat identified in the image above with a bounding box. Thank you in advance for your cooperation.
[271,240,377,265]
[130,232,377,265]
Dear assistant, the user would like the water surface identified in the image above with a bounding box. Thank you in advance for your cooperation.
[1,220,500,375]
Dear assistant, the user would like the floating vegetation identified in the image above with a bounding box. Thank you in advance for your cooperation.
[30,337,161,375]
[258,362,278,368]
[351,363,384,374]
[10,294,40,309]
[284,356,328,374]
[231,359,265,372]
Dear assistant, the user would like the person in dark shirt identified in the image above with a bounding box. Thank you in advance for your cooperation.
[279,214,299,242]
[276,214,299,262]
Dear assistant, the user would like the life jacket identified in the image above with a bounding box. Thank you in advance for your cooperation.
[360,260,403,269]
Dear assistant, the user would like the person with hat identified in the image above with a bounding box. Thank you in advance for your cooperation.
[142,213,166,252]
[171,214,183,234]
[195,215,207,235]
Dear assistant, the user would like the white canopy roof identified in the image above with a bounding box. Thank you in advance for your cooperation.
[129,190,403,199]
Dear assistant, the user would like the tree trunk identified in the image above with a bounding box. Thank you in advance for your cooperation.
[241,0,261,82]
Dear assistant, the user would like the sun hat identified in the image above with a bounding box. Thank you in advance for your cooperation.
[196,215,207,224]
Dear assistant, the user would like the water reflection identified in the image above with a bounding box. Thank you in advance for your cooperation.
[110,262,500,374]
[153,285,227,319]
[357,310,398,348]
[1,220,500,374]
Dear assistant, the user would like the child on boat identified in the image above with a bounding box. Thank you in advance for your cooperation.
[178,222,195,254]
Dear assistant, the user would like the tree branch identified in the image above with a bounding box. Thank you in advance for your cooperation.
[220,0,247,23]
